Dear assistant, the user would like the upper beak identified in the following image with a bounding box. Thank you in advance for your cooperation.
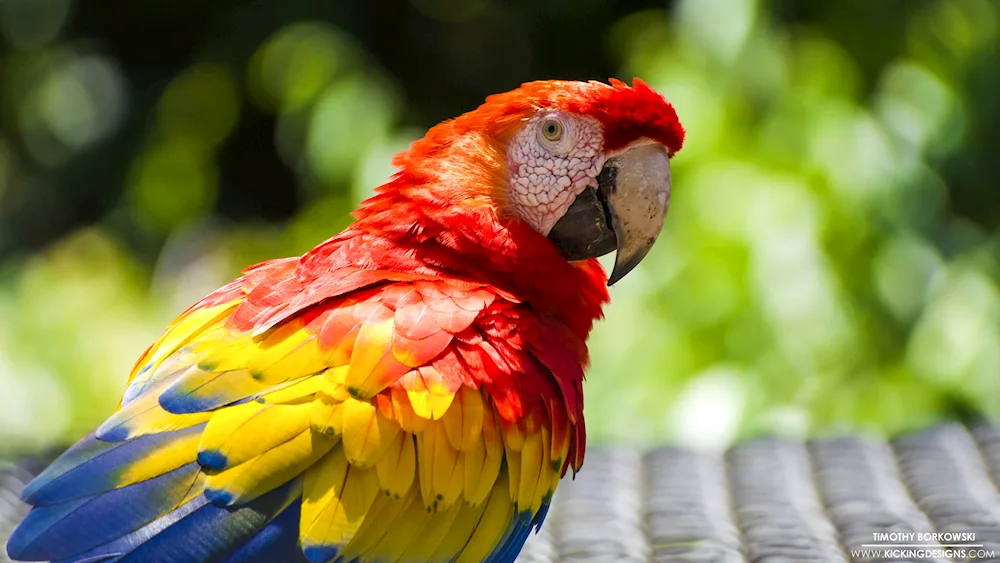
[547,143,672,286]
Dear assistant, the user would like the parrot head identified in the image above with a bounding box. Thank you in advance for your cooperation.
[388,78,685,286]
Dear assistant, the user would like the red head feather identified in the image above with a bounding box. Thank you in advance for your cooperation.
[393,78,685,176]
[484,77,685,153]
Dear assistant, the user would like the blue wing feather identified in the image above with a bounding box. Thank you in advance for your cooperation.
[50,496,209,563]
[21,426,203,506]
[216,498,308,563]
[114,478,300,563]
[7,463,202,561]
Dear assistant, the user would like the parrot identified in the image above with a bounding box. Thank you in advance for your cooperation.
[6,78,684,563]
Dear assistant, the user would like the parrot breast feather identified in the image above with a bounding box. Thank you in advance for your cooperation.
[10,264,586,563]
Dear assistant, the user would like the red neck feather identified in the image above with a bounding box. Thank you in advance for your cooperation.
[342,172,609,342]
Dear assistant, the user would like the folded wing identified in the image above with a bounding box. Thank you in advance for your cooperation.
[8,264,586,563]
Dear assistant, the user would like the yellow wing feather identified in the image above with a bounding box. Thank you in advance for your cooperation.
[204,428,336,505]
[125,301,239,394]
[117,429,202,486]
[344,318,399,399]
[367,486,435,560]
[300,446,382,556]
[340,397,403,468]
[198,401,313,469]
[455,476,516,563]
[428,495,492,560]
[443,386,484,451]
[394,496,463,561]
[336,487,401,559]
[375,431,416,499]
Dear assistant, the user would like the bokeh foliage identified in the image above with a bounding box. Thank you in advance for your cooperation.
[0,0,997,453]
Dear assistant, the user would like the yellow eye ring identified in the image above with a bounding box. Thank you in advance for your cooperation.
[541,119,563,141]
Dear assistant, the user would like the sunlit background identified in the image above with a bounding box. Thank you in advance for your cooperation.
[0,0,998,455]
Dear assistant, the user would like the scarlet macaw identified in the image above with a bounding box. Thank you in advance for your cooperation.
[7,78,683,563]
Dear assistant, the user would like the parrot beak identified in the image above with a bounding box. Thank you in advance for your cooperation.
[547,142,672,286]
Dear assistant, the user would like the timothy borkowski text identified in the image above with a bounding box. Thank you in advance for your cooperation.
[871,531,977,543]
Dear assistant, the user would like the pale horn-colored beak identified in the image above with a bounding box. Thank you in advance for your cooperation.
[547,142,672,286]
[603,143,672,285]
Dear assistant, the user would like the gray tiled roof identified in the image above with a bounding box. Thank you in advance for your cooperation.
[3,423,999,562]
[516,423,1000,562]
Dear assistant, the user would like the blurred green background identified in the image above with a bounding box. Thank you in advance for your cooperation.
[0,0,997,455]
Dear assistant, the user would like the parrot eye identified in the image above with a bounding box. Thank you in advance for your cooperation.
[540,119,563,141]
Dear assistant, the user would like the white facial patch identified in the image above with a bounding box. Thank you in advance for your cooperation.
[508,112,605,235]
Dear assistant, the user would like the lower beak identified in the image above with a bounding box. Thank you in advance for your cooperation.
[547,143,672,285]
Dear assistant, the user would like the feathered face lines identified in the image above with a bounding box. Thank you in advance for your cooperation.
[505,111,607,235]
